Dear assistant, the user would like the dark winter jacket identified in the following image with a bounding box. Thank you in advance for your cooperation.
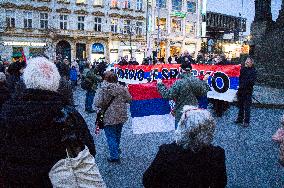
[6,74,25,96]
[0,89,96,188]
[58,63,70,79]
[238,66,257,97]
[0,83,10,110]
[143,143,227,188]
[57,77,74,105]
[69,67,78,81]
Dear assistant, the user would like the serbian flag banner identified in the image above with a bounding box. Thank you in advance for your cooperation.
[128,81,175,134]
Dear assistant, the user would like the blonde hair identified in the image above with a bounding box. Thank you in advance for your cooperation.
[23,57,60,92]
[175,105,215,152]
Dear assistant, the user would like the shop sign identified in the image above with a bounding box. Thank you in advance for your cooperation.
[170,12,186,18]
[185,42,195,45]
[92,43,104,54]
[3,41,47,47]
[170,41,182,46]
[110,49,118,53]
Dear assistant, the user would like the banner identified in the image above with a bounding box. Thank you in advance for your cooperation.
[114,64,241,102]
[115,64,241,134]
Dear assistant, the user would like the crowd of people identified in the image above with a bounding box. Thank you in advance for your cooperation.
[0,51,282,187]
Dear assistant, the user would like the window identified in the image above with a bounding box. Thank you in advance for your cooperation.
[78,16,85,30]
[24,11,33,28]
[187,1,196,13]
[111,0,118,7]
[123,0,130,9]
[40,13,48,29]
[76,0,86,3]
[94,17,102,31]
[172,0,182,11]
[171,18,182,33]
[94,0,103,5]
[136,0,142,10]
[123,20,131,34]
[59,15,68,30]
[156,18,166,30]
[136,22,143,35]
[111,18,118,33]
[156,0,166,8]
[6,10,15,28]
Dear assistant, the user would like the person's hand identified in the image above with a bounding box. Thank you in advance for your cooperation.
[203,74,210,81]
[157,79,162,84]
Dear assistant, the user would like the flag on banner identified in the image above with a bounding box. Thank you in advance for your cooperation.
[128,82,175,134]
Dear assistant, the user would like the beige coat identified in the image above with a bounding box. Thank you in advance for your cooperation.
[94,81,132,126]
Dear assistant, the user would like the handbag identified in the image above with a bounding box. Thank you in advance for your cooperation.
[272,128,284,143]
[95,96,115,129]
[49,145,106,188]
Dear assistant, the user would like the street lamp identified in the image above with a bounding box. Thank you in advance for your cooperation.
[120,23,136,59]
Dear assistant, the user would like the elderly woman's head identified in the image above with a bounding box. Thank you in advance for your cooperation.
[23,57,60,92]
[175,105,215,152]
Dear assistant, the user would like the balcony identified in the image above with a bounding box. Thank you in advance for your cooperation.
[93,5,104,8]
[76,2,87,6]
[110,6,120,10]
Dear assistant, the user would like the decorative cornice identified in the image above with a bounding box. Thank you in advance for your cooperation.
[136,16,145,20]
[36,6,52,12]
[109,13,122,18]
[92,11,105,16]
[23,28,34,32]
[93,5,104,8]
[122,8,133,11]
[74,9,89,15]
[76,2,87,6]
[110,7,120,10]
[18,4,35,11]
[57,0,70,4]
[38,0,51,2]
[135,10,145,13]
[56,8,71,13]
[0,2,17,9]
[121,14,135,19]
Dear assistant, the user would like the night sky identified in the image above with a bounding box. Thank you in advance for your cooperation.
[207,0,282,34]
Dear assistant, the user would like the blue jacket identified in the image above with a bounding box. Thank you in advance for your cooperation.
[70,68,77,81]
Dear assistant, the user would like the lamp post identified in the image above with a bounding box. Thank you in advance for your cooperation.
[120,23,136,59]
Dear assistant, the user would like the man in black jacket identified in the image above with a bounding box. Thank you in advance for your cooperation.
[235,57,257,127]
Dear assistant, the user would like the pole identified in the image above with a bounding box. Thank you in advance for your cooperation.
[240,0,244,44]
[130,28,133,59]
[145,0,149,58]
[157,2,161,58]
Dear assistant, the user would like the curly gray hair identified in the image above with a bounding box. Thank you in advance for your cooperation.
[175,105,216,152]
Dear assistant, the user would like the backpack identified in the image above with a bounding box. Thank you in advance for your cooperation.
[81,76,92,90]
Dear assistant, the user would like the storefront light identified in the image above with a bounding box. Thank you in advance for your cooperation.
[3,41,47,47]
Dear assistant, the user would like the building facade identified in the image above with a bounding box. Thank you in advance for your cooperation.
[0,0,147,63]
[147,0,206,59]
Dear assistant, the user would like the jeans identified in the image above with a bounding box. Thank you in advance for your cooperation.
[237,95,252,123]
[104,123,123,160]
[85,90,96,111]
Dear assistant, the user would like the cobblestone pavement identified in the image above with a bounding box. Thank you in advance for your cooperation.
[74,87,284,188]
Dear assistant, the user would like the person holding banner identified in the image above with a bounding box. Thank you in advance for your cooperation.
[157,62,209,129]
[235,57,257,127]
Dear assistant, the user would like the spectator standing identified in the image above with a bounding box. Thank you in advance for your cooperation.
[235,57,257,127]
[58,59,70,80]
[6,61,25,96]
[0,57,96,187]
[157,61,209,129]
[272,114,284,166]
[70,66,78,88]
[94,71,131,163]
[0,72,10,111]
[143,106,227,188]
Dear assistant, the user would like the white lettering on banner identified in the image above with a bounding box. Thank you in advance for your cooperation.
[3,42,47,47]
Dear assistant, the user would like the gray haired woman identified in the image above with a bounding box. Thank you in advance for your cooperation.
[143,106,227,188]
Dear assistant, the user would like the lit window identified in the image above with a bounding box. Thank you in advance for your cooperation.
[187,1,196,13]
[171,18,182,33]
[136,0,142,10]
[111,0,118,7]
[94,17,102,32]
[111,18,118,33]
[24,11,33,28]
[59,15,68,30]
[78,16,85,30]
[40,13,48,29]
[6,10,15,28]
[94,0,103,5]
[156,18,166,30]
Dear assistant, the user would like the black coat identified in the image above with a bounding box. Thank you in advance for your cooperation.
[0,89,96,188]
[238,66,257,97]
[0,83,10,111]
[143,143,227,188]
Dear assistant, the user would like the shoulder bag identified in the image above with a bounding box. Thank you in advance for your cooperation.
[95,96,115,129]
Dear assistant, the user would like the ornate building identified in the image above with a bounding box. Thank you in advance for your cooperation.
[0,0,147,63]
[147,0,206,59]
[251,0,284,88]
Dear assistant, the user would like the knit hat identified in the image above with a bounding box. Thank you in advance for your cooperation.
[180,61,192,71]
[0,72,6,82]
